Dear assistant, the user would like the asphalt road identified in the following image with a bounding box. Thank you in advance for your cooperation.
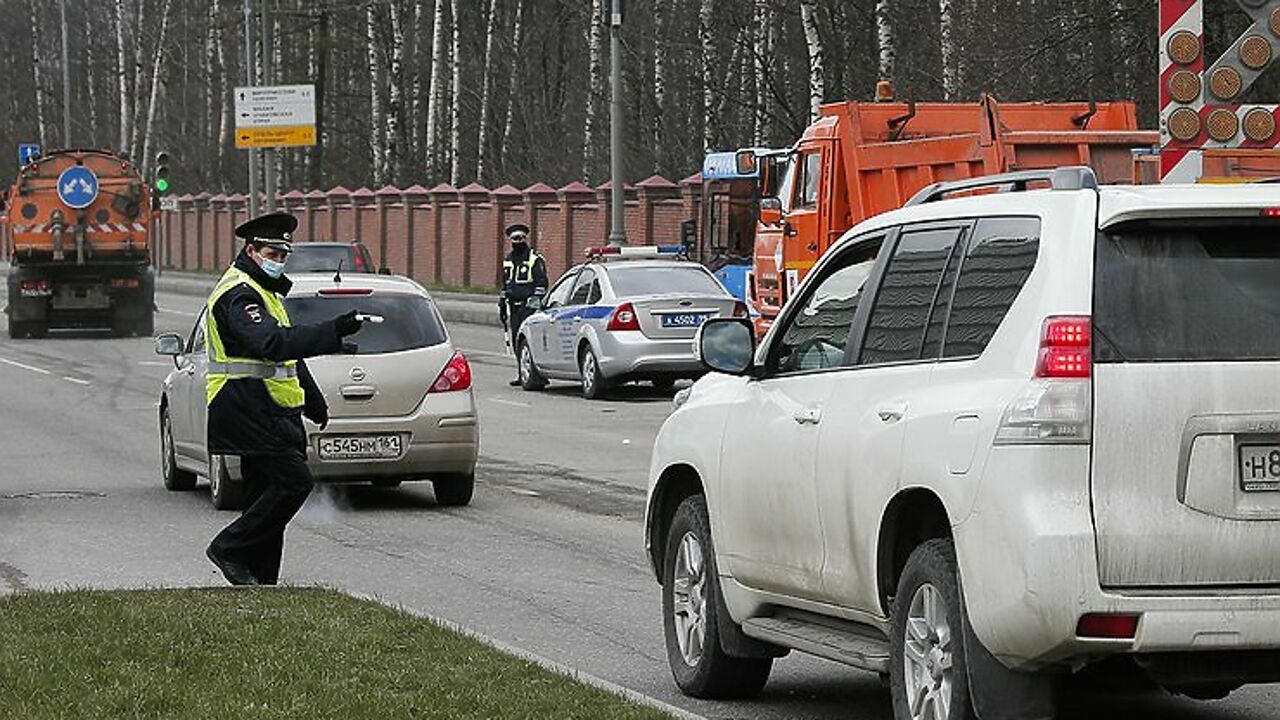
[1,288,1277,720]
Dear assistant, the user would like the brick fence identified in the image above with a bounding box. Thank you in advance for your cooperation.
[152,174,704,289]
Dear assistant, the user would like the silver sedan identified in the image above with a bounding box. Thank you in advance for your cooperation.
[155,273,479,510]
[515,257,745,399]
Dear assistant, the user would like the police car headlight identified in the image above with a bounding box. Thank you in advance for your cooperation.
[673,387,692,409]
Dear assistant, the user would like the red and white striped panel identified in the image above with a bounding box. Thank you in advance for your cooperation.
[1159,0,1204,183]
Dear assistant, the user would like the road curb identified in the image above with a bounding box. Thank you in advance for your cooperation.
[349,590,707,720]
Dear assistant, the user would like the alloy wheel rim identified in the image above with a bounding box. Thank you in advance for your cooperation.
[160,412,173,477]
[210,457,222,498]
[520,345,531,383]
[671,530,707,667]
[902,582,954,720]
[582,354,595,393]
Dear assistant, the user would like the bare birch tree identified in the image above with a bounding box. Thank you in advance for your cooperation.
[700,0,715,153]
[940,0,958,99]
[410,0,426,163]
[499,0,526,176]
[448,0,462,185]
[799,0,824,122]
[876,0,895,83]
[475,0,500,185]
[753,1,774,145]
[652,0,669,172]
[141,0,175,172]
[28,0,47,147]
[582,0,604,183]
[388,0,406,182]
[115,0,132,153]
[367,2,387,185]
[425,0,446,176]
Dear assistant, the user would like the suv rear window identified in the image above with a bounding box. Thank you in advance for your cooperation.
[1095,220,1280,362]
[285,294,445,354]
[288,245,357,273]
[607,266,726,297]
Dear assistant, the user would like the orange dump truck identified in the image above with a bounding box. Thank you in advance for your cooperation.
[3,149,155,338]
[750,94,1158,332]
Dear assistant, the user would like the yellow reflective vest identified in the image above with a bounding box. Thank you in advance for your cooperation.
[204,267,305,409]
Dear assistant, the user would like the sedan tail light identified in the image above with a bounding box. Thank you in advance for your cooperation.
[429,352,472,393]
[607,302,640,331]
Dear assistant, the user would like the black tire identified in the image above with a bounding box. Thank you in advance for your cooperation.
[209,455,250,511]
[160,405,197,491]
[518,340,548,391]
[579,346,610,400]
[136,310,155,337]
[890,539,977,720]
[110,309,134,338]
[433,473,474,506]
[652,378,676,393]
[26,322,47,339]
[7,317,26,339]
[663,495,772,699]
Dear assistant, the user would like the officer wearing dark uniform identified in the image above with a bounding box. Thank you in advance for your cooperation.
[204,212,364,586]
[499,223,548,386]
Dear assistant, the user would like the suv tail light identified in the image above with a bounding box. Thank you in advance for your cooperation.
[995,315,1092,445]
[607,302,640,331]
[732,301,749,318]
[429,352,472,393]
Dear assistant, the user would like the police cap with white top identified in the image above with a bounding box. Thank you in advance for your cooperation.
[235,212,297,253]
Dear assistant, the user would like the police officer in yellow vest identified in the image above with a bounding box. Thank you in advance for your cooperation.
[204,212,363,586]
[499,223,547,386]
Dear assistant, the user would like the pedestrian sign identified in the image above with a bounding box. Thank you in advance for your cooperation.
[57,165,99,210]
[18,143,40,166]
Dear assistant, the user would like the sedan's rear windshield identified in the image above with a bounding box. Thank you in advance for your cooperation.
[607,266,726,297]
[1095,220,1280,362]
[285,294,445,354]
[288,246,356,273]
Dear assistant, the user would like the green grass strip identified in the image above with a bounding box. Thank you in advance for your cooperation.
[0,587,674,720]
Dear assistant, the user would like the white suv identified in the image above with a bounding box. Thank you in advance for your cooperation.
[644,168,1280,720]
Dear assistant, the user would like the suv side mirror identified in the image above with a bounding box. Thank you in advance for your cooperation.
[697,318,756,376]
[759,197,782,226]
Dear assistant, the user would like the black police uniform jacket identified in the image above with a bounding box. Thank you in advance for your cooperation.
[502,244,548,303]
[207,250,343,455]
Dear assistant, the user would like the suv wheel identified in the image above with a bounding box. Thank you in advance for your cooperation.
[662,495,772,699]
[160,406,197,491]
[519,341,548,390]
[579,347,609,400]
[891,539,976,720]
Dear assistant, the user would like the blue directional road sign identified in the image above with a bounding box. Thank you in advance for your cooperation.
[18,143,40,166]
[57,166,99,210]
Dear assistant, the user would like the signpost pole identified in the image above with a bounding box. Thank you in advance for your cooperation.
[244,0,260,217]
[262,0,276,212]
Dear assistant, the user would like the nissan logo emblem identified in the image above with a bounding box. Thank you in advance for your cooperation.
[350,367,366,382]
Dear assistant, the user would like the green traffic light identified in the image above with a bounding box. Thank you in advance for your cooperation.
[155,177,170,193]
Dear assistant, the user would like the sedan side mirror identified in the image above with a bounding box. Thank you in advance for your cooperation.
[155,332,183,357]
[697,318,756,376]
[527,295,544,311]
[759,197,782,226]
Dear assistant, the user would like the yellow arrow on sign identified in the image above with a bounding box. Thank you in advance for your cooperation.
[234,125,317,149]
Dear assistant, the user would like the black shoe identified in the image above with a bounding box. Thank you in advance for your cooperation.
[508,378,522,387]
[205,545,259,586]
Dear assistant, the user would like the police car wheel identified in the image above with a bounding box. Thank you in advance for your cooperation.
[580,348,609,400]
[519,341,547,391]
[160,406,197,491]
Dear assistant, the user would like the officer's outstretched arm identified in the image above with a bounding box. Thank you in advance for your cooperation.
[216,290,343,362]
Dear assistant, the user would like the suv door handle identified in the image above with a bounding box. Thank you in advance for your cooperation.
[793,406,822,425]
[877,402,908,424]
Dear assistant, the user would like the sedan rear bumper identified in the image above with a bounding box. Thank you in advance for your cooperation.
[594,330,704,378]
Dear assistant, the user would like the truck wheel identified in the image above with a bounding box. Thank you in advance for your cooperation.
[432,473,474,506]
[24,321,48,339]
[518,340,548,391]
[136,311,155,337]
[663,495,772,699]
[209,455,249,511]
[160,406,197,491]
[7,317,26,339]
[890,539,977,720]
[579,347,610,400]
[111,310,134,338]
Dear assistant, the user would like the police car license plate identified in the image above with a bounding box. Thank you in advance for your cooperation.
[1239,445,1280,492]
[318,435,403,461]
[661,313,711,328]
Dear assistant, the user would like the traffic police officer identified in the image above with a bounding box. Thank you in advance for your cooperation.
[499,223,548,386]
[204,212,363,586]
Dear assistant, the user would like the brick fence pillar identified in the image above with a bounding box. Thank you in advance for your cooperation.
[490,185,523,288]
[680,172,703,244]
[375,185,400,271]
[558,182,595,269]
[636,175,680,246]
[328,186,351,241]
[458,183,490,288]
[351,187,375,246]
[304,189,326,240]
[427,183,458,285]
[402,185,429,280]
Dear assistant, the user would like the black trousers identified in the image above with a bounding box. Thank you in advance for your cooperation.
[208,451,314,584]
[506,302,534,366]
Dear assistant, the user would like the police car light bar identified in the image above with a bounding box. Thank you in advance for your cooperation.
[584,245,687,260]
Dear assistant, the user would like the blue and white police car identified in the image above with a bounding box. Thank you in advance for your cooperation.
[515,246,746,399]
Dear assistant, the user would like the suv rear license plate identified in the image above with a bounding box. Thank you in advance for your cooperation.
[661,313,710,328]
[1239,445,1280,492]
[319,435,403,461]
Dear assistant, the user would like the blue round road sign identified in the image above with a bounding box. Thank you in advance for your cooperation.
[57,166,99,210]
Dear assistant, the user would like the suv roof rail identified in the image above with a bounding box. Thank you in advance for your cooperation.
[904,166,1098,207]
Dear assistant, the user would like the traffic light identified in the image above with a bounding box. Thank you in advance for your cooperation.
[153,151,171,195]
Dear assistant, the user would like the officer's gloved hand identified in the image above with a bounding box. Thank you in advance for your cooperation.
[305,404,329,431]
[334,310,363,337]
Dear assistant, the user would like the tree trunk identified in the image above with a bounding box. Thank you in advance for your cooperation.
[216,0,231,187]
[309,9,329,190]
[129,0,147,161]
[115,0,131,153]
[700,0,716,154]
[799,0,824,122]
[142,0,175,173]
[28,0,48,148]
[583,0,604,183]
[475,0,500,185]
[876,0,895,83]
[367,2,387,185]
[85,9,99,148]
[940,0,958,100]
[388,0,406,183]
[449,0,462,185]
[753,2,774,145]
[205,0,219,178]
[410,0,426,164]
[499,0,526,177]
[426,0,447,177]
[652,0,668,173]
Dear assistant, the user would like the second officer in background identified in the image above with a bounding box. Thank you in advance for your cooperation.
[499,223,547,386]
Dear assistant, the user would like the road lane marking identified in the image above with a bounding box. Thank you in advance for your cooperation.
[458,347,509,359]
[62,377,90,386]
[488,398,532,408]
[158,307,198,317]
[139,361,172,367]
[0,357,51,375]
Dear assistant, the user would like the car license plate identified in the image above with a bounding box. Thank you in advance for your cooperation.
[661,313,710,328]
[1239,445,1280,492]
[318,434,403,461]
